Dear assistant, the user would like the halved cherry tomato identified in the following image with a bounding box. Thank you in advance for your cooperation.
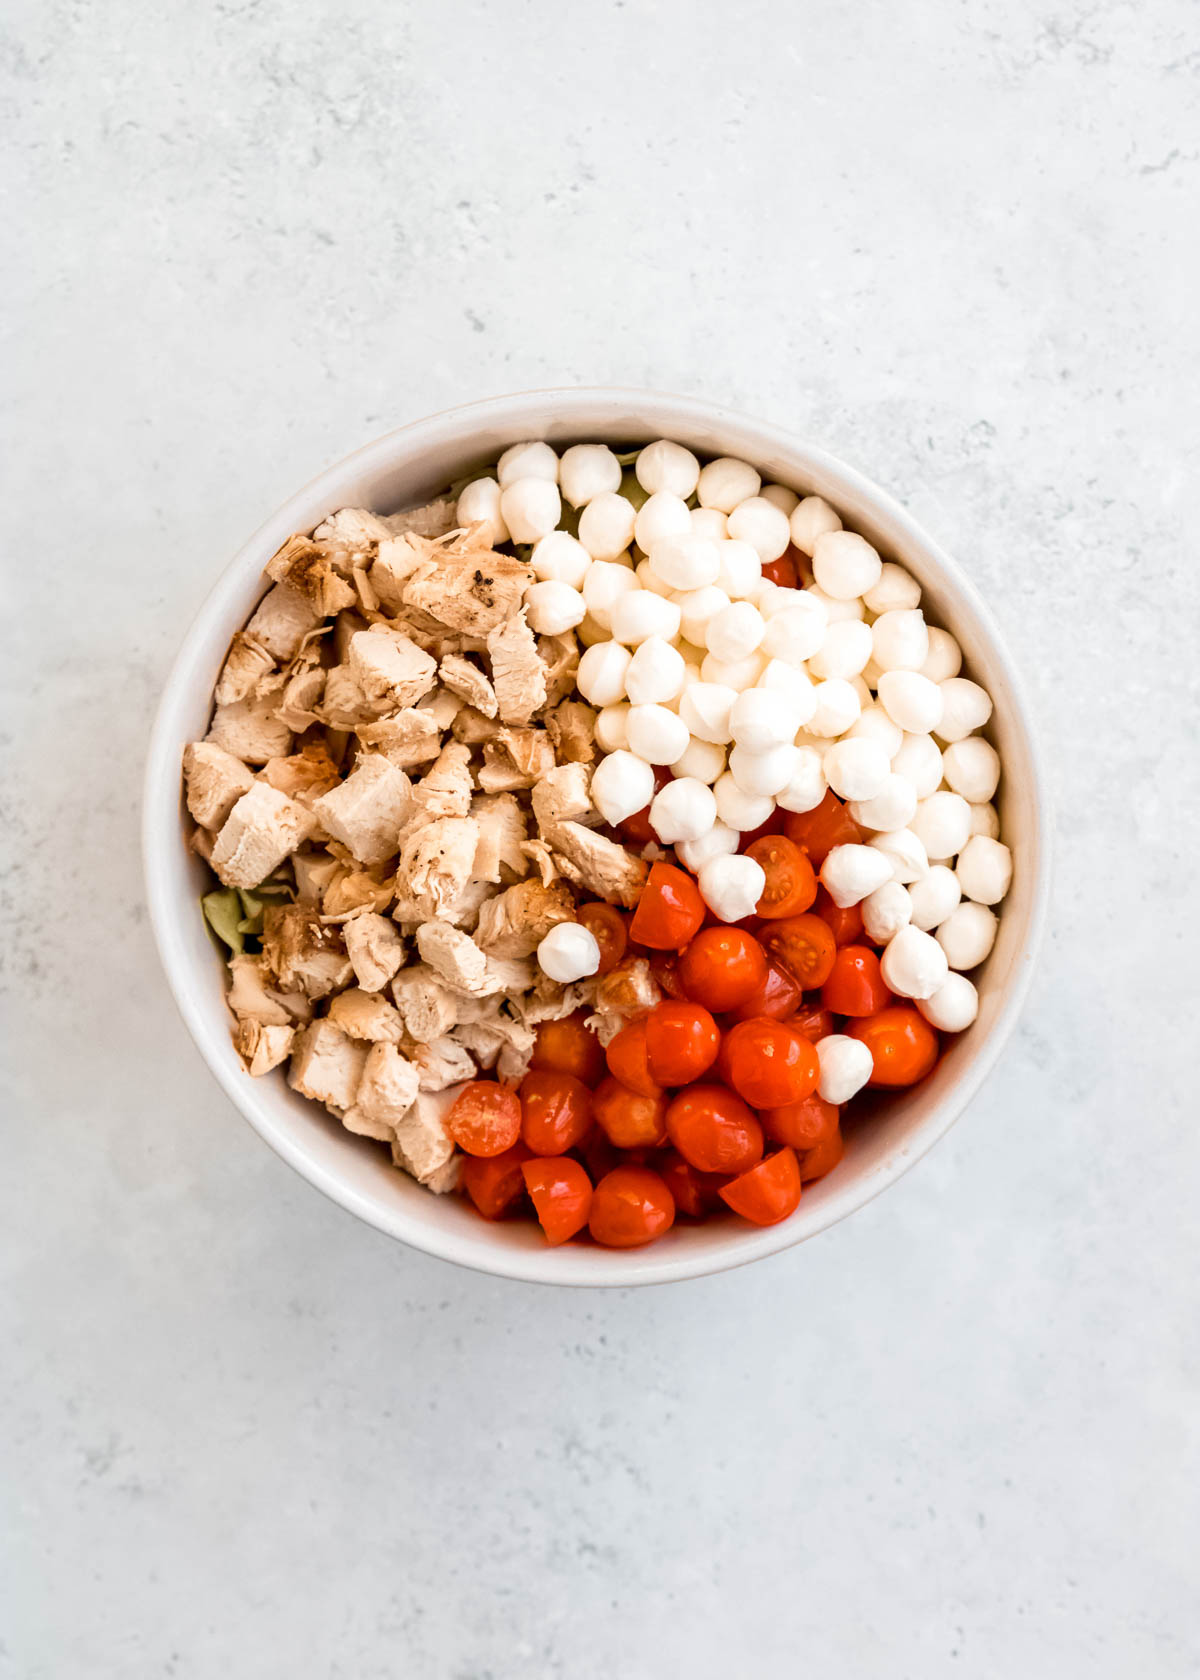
[629,861,706,950]
[787,1004,835,1043]
[644,1001,721,1085]
[746,834,818,919]
[813,886,865,946]
[848,1006,939,1087]
[577,902,628,975]
[665,1084,763,1174]
[799,1125,844,1182]
[461,1142,531,1218]
[618,805,656,846]
[737,808,787,851]
[531,1012,605,1085]
[580,1127,621,1185]
[678,926,768,1012]
[521,1157,593,1245]
[821,945,893,1017]
[648,950,688,1000]
[446,1081,522,1157]
[727,959,803,1023]
[760,549,799,589]
[719,1147,802,1225]
[760,913,837,989]
[760,1090,839,1151]
[605,1019,662,1097]
[519,1071,592,1156]
[658,1150,728,1217]
[723,1018,820,1109]
[782,790,864,867]
[588,1166,675,1247]
[593,1078,668,1148]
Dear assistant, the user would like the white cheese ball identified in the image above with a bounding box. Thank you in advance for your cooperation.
[456,477,508,546]
[847,704,904,758]
[936,901,998,970]
[609,588,682,647]
[689,506,728,542]
[706,601,766,664]
[806,585,865,623]
[936,678,993,743]
[869,827,929,884]
[634,490,692,553]
[761,595,827,664]
[625,637,687,706]
[758,660,817,727]
[500,477,562,543]
[626,703,690,765]
[969,801,1000,840]
[880,924,949,1000]
[863,562,921,615]
[677,820,740,873]
[956,835,1013,905]
[635,557,675,599]
[559,443,621,508]
[671,735,727,785]
[776,746,827,814]
[890,731,944,798]
[878,670,944,735]
[726,495,792,562]
[862,879,913,944]
[649,534,721,591]
[807,677,861,739]
[911,791,972,861]
[578,491,638,561]
[942,737,1001,804]
[590,749,655,825]
[676,584,732,647]
[714,540,763,599]
[700,650,767,690]
[679,682,738,744]
[907,864,961,931]
[577,641,632,707]
[525,580,587,636]
[649,777,718,845]
[921,627,962,683]
[697,457,761,514]
[823,738,891,803]
[761,483,800,515]
[729,742,801,798]
[820,843,895,908]
[698,853,766,921]
[713,773,775,832]
[789,495,843,557]
[808,618,874,681]
[816,1035,873,1105]
[582,559,639,629]
[498,440,559,486]
[636,439,700,499]
[729,687,800,752]
[537,921,601,983]
[871,609,929,674]
[594,703,631,753]
[811,530,882,600]
[755,581,805,617]
[848,773,918,833]
[917,973,979,1033]
[531,529,590,588]
[576,612,609,648]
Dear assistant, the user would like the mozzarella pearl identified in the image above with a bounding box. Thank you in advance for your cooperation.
[713,773,775,832]
[577,641,631,706]
[623,637,685,706]
[689,507,728,541]
[956,835,1013,905]
[582,559,638,629]
[559,443,621,507]
[863,562,921,615]
[877,670,944,734]
[761,484,800,515]
[729,687,801,752]
[729,742,801,798]
[816,1034,873,1104]
[676,585,732,647]
[862,880,913,943]
[634,491,692,553]
[918,973,979,1033]
[969,801,1000,840]
[530,529,590,588]
[726,495,792,561]
[498,440,558,486]
[677,821,740,873]
[807,678,861,738]
[775,746,827,814]
[679,682,738,744]
[537,921,601,983]
[758,660,817,727]
[578,491,638,561]
[936,678,993,743]
[907,864,961,931]
[848,773,918,833]
[942,737,1001,804]
[594,703,631,753]
[636,439,701,499]
[811,530,882,600]
[756,582,806,617]
[701,650,767,690]
[626,703,690,765]
[921,627,963,683]
[806,586,865,623]
[820,843,895,907]
[847,705,904,757]
[609,588,682,646]
[823,738,891,803]
[672,736,726,784]
[714,540,763,599]
[808,618,873,681]
[936,901,998,970]
[890,731,944,798]
[706,601,766,663]
[636,558,676,599]
[698,853,767,920]
[789,495,842,556]
[590,749,655,825]
[525,580,587,636]
[649,534,721,591]
[911,791,972,861]
[881,925,949,1000]
[871,609,929,673]
[761,596,827,664]
[697,457,761,513]
[869,827,929,884]
[650,777,718,845]
[456,477,508,546]
[500,477,561,543]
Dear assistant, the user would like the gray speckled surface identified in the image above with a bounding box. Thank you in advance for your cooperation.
[4,2,1199,1674]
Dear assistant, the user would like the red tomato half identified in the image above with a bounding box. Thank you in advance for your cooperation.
[446,1082,522,1158]
[848,1007,940,1087]
[760,913,837,990]
[593,1078,668,1149]
[727,959,803,1023]
[760,549,800,589]
[629,861,706,950]
[821,945,893,1018]
[760,1090,839,1151]
[787,1004,835,1043]
[644,1001,721,1085]
[577,903,628,975]
[665,1084,764,1175]
[531,1012,605,1085]
[521,1157,593,1245]
[519,1071,592,1157]
[589,1166,675,1248]
[678,926,768,1012]
[799,1126,845,1182]
[462,1143,531,1219]
[658,1150,728,1217]
[722,1018,820,1109]
[813,886,865,946]
[746,835,818,920]
[782,790,863,867]
[719,1148,803,1225]
[605,1019,662,1097]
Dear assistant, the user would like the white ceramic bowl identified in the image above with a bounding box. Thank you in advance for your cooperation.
[143,388,1049,1287]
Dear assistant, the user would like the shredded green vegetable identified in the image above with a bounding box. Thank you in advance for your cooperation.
[202,888,245,956]
[613,448,642,466]
[619,468,649,512]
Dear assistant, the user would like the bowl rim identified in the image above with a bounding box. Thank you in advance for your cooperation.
[142,386,1051,1287]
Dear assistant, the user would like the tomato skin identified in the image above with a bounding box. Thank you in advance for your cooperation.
[446,1081,522,1157]
[521,1157,593,1245]
[760,549,799,589]
[746,834,818,920]
[821,945,893,1017]
[519,1071,593,1156]
[658,1150,727,1217]
[531,1012,605,1085]
[629,861,706,951]
[723,1018,820,1109]
[605,1019,662,1097]
[737,808,787,851]
[782,790,863,867]
[593,1077,668,1148]
[648,950,688,1000]
[760,913,837,990]
[644,1001,721,1085]
[462,1143,531,1219]
[799,1125,844,1182]
[618,805,656,846]
[787,1004,835,1043]
[666,1084,764,1174]
[719,1148,803,1225]
[727,959,803,1023]
[580,1127,621,1185]
[848,1007,940,1087]
[589,1166,676,1247]
[813,886,865,946]
[678,926,769,1012]
[761,1090,839,1151]
[577,903,628,975]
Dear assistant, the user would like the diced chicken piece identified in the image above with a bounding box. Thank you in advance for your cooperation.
[454,1000,537,1082]
[274,665,325,731]
[369,532,429,614]
[384,498,459,540]
[226,954,308,1026]
[191,824,215,864]
[322,866,395,919]
[184,742,256,831]
[211,783,316,889]
[521,837,562,887]
[538,633,581,709]
[319,664,383,729]
[546,700,597,765]
[487,608,547,726]
[481,954,537,996]
[261,904,353,999]
[265,532,356,616]
[348,627,437,710]
[288,1019,368,1114]
[477,728,556,792]
[245,582,323,661]
[550,822,647,909]
[343,912,406,992]
[358,708,442,769]
[471,793,528,883]
[417,688,462,731]
[516,978,593,1026]
[404,743,474,830]
[391,1085,462,1185]
[293,850,342,903]
[452,1022,505,1070]
[234,1019,295,1076]
[343,1042,421,1139]
[439,653,498,719]
[214,632,276,706]
[259,742,342,806]
[531,762,594,836]
[474,878,575,959]
[327,986,405,1043]
[390,965,460,1042]
[207,689,294,765]
[587,957,663,1045]
[452,705,499,745]
[395,816,479,920]
[422,1154,463,1194]
[416,921,490,995]
[314,506,395,548]
[399,532,531,637]
[312,754,412,865]
[412,1036,478,1092]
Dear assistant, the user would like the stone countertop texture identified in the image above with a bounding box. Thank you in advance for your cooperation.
[3,1,1198,1675]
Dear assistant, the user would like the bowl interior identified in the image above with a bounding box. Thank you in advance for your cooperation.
[144,390,1046,1286]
